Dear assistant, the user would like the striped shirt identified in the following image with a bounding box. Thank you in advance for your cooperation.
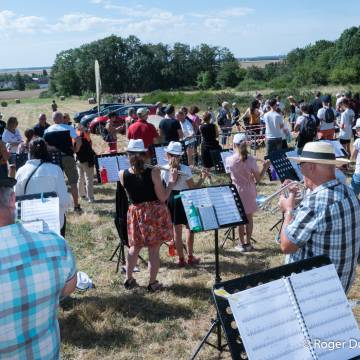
[0,223,76,359]
[285,179,360,293]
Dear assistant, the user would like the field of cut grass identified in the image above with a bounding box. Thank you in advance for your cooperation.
[3,95,360,360]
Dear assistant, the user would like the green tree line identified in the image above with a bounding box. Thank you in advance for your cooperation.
[49,35,245,96]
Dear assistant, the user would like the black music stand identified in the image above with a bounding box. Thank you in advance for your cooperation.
[179,185,248,359]
[213,255,331,360]
[265,150,300,182]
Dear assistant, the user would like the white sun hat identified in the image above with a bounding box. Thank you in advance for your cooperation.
[164,141,184,156]
[287,141,349,165]
[126,139,147,152]
[233,133,247,144]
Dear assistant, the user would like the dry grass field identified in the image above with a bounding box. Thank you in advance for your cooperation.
[2,95,360,360]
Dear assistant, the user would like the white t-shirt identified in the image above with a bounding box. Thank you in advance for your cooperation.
[339,108,355,140]
[354,139,360,174]
[180,119,194,138]
[44,123,78,139]
[15,159,71,228]
[264,111,284,139]
[317,107,336,131]
[2,128,23,153]
[161,163,192,191]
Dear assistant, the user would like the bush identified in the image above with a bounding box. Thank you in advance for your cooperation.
[236,79,267,92]
[38,90,52,98]
[1,101,8,107]
[25,83,40,90]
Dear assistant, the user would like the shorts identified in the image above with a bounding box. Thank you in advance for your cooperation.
[8,153,16,166]
[339,138,351,145]
[61,155,79,185]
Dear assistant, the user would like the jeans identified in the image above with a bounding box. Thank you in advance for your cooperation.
[266,138,282,156]
[350,173,360,197]
[220,128,231,146]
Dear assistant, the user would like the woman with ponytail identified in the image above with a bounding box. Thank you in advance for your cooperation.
[119,139,177,291]
[226,134,270,252]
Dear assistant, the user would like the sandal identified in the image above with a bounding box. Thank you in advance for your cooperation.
[187,255,201,266]
[124,278,138,289]
[147,280,163,292]
[178,257,186,268]
[244,244,255,252]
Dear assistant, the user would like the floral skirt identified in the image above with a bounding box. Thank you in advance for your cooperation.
[127,200,173,248]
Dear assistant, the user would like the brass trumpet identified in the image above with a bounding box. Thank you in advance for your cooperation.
[257,180,306,213]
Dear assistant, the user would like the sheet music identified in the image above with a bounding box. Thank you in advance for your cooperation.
[290,265,360,360]
[155,146,168,166]
[207,187,242,225]
[221,150,233,173]
[198,206,218,230]
[20,197,60,234]
[98,156,120,182]
[228,279,313,360]
[320,140,347,158]
[22,220,44,233]
[116,155,130,170]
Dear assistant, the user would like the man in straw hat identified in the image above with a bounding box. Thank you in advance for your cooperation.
[279,141,360,293]
[0,177,77,358]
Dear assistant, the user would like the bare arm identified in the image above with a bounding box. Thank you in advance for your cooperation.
[61,273,77,298]
[74,137,82,153]
[0,142,9,162]
[351,148,358,162]
[177,128,184,140]
[152,167,176,203]
[252,160,270,183]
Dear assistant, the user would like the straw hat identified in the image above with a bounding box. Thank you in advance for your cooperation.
[126,139,147,152]
[164,141,183,156]
[287,142,349,165]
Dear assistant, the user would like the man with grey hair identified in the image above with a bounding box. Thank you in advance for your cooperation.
[44,111,82,213]
[33,113,50,138]
[0,177,77,358]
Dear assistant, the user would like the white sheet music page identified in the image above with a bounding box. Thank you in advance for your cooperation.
[207,186,241,225]
[116,155,130,170]
[180,188,211,222]
[290,264,360,360]
[22,220,44,233]
[98,156,119,182]
[155,146,168,166]
[228,279,313,360]
[198,206,218,230]
[20,197,60,234]
[221,150,233,173]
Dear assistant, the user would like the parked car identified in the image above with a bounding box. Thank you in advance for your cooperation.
[80,104,125,127]
[89,104,156,134]
[74,103,121,123]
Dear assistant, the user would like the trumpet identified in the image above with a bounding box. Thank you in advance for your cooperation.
[257,180,306,213]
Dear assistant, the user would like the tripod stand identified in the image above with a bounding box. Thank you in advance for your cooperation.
[190,229,227,360]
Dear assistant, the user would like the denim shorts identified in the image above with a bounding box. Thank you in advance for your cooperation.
[350,173,360,197]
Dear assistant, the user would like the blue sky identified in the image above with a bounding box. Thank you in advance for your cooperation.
[1,0,360,68]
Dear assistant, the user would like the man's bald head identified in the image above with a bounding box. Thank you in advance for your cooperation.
[52,111,64,124]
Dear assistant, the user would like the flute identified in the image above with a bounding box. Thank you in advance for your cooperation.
[144,164,188,176]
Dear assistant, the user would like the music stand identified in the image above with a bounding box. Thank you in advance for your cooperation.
[179,185,248,359]
[95,152,129,183]
[212,256,332,360]
[265,150,300,182]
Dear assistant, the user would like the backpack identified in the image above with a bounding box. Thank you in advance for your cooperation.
[324,108,335,123]
[217,109,227,126]
[298,116,317,148]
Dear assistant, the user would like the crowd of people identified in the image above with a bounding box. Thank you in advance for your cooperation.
[1,90,360,357]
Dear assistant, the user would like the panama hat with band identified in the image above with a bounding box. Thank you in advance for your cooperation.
[164,141,183,156]
[287,141,349,165]
[126,139,147,152]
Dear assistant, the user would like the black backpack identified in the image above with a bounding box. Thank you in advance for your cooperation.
[298,116,317,148]
[324,108,335,123]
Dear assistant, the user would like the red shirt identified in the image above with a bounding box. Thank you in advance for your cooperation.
[127,119,158,149]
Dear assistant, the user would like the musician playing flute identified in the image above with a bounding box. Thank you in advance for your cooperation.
[226,133,270,252]
[161,141,208,267]
[119,139,177,292]
[279,141,360,293]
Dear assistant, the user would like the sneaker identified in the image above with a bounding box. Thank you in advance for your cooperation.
[178,257,186,268]
[187,255,200,266]
[234,245,247,252]
[74,205,83,214]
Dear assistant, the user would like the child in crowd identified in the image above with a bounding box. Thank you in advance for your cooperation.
[2,117,23,177]
[76,124,96,203]
[226,133,270,252]
[103,112,125,153]
[339,98,355,157]
[161,141,208,267]
[17,128,35,154]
